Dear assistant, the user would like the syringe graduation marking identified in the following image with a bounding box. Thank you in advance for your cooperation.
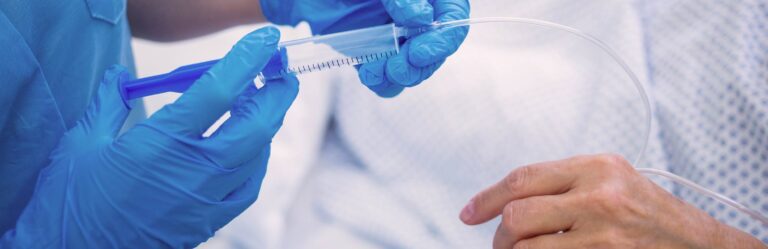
[277,50,398,76]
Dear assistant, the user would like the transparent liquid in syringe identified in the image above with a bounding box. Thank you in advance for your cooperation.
[260,24,406,80]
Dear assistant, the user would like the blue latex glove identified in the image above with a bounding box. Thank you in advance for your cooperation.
[1,27,298,248]
[261,0,470,97]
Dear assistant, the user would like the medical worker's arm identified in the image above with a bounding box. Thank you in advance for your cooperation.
[1,27,298,248]
[128,0,265,41]
[459,154,766,249]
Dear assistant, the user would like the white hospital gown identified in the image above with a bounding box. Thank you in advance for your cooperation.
[639,0,768,242]
[203,0,768,248]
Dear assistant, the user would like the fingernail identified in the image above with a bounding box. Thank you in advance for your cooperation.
[460,198,476,223]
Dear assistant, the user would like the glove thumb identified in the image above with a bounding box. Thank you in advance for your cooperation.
[77,65,132,138]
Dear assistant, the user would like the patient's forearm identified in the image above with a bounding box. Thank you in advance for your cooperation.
[128,0,267,41]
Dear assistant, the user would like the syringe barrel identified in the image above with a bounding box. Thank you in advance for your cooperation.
[121,24,407,102]
[266,24,402,78]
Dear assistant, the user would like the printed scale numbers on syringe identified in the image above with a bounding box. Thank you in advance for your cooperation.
[120,23,425,102]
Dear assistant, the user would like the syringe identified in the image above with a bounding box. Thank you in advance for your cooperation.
[120,24,433,102]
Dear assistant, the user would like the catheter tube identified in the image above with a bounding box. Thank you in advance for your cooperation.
[636,167,768,225]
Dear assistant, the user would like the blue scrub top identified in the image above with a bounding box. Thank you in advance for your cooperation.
[0,0,138,234]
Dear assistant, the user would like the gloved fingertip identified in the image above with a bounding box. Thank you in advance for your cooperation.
[185,26,281,111]
[409,42,449,67]
[101,65,134,110]
[358,62,386,87]
[388,0,434,26]
[386,55,420,86]
[80,64,132,136]
[251,26,281,46]
[371,83,405,98]
[407,28,467,67]
[226,27,281,69]
[101,65,132,110]
[433,0,471,22]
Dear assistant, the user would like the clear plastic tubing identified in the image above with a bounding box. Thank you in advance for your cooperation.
[636,168,768,225]
[119,17,768,225]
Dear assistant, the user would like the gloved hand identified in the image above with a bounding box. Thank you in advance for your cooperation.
[261,0,470,97]
[1,27,299,248]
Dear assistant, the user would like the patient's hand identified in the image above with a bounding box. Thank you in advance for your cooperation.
[459,154,765,249]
